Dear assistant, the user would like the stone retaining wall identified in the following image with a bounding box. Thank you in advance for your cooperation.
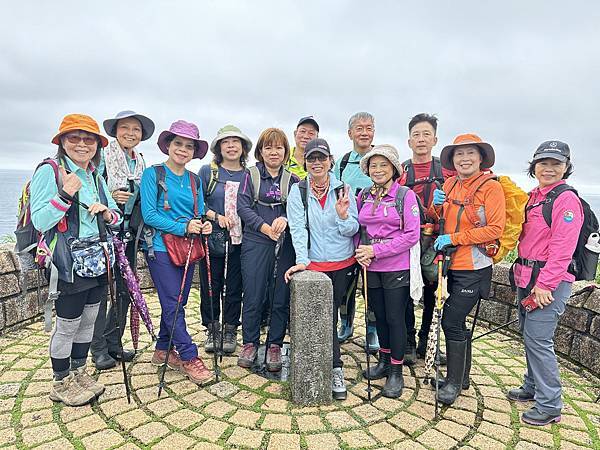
[1,246,599,376]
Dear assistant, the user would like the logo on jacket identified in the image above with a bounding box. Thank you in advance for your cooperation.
[563,210,574,223]
[460,288,474,294]
[411,204,419,217]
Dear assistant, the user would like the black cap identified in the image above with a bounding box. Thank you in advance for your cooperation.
[532,140,570,163]
[297,116,319,132]
[304,138,331,158]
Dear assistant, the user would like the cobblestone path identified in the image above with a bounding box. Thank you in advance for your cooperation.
[1,292,599,449]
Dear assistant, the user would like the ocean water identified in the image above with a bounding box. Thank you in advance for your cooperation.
[0,169,599,238]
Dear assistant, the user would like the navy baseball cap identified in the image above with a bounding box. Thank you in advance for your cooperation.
[297,116,319,132]
[532,140,570,163]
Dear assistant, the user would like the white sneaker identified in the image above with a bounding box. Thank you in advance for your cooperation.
[332,367,347,400]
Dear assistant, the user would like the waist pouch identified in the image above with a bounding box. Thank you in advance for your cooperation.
[70,236,115,278]
[163,233,205,266]
[208,227,228,258]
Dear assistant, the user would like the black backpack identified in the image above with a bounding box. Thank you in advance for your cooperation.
[298,180,345,250]
[402,156,445,208]
[527,183,599,281]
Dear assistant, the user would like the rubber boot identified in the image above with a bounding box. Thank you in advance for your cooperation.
[436,332,471,390]
[437,339,467,406]
[382,363,404,398]
[463,331,472,390]
[362,351,390,380]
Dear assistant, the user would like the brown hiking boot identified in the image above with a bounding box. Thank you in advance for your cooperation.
[49,373,95,406]
[73,366,105,398]
[151,349,182,370]
[237,343,257,368]
[181,357,214,385]
[266,344,282,372]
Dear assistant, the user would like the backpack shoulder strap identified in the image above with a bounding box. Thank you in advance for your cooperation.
[431,156,445,181]
[188,170,200,217]
[402,159,415,186]
[461,173,498,227]
[298,179,311,249]
[206,161,219,197]
[339,152,352,178]
[541,183,577,227]
[153,164,170,210]
[280,169,292,204]
[357,187,370,211]
[394,186,410,223]
[248,166,261,204]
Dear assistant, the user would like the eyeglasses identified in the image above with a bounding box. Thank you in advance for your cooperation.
[64,135,97,146]
[306,154,329,163]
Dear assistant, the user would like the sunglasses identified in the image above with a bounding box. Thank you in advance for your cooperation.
[64,134,97,146]
[306,153,329,163]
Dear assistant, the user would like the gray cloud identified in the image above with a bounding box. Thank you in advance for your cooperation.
[1,0,598,192]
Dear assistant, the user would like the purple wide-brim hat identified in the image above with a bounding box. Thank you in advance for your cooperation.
[157,120,209,159]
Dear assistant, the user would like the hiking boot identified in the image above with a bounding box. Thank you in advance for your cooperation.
[404,344,417,366]
[204,322,221,353]
[73,366,105,398]
[337,321,354,343]
[332,367,347,400]
[507,386,535,402]
[382,363,404,398]
[237,343,257,368]
[49,373,95,406]
[222,324,238,354]
[417,337,447,365]
[93,353,117,371]
[521,407,561,426]
[181,357,214,385]
[266,344,282,372]
[362,351,390,380]
[366,326,380,354]
[109,348,135,362]
[151,349,183,370]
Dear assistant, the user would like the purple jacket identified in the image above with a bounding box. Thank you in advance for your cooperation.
[358,182,421,272]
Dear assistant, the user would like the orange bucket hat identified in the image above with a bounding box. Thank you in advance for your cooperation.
[51,114,109,147]
[439,133,495,170]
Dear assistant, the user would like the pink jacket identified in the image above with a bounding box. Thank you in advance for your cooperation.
[358,183,421,272]
[514,180,583,291]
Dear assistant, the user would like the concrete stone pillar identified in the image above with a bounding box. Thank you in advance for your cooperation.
[289,270,333,405]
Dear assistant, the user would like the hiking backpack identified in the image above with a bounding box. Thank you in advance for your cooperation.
[445,173,529,263]
[297,180,346,250]
[338,152,357,179]
[527,184,600,281]
[247,165,292,206]
[204,161,220,198]
[15,158,62,270]
[402,157,445,208]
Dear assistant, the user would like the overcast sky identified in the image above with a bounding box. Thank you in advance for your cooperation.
[2,1,599,193]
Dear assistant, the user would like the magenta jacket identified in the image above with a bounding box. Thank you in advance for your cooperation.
[513,180,583,291]
[358,182,420,272]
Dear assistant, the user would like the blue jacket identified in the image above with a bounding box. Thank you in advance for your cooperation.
[287,173,359,266]
[237,163,299,245]
[140,164,205,253]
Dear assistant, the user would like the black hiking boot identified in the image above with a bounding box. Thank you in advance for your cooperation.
[382,363,404,398]
[404,345,417,366]
[362,351,390,380]
[222,324,238,354]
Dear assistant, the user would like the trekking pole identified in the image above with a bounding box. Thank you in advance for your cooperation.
[262,231,286,371]
[97,213,132,404]
[219,231,230,364]
[359,225,373,402]
[203,231,220,382]
[158,233,196,398]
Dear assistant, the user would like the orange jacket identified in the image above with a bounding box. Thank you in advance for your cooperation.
[429,173,506,271]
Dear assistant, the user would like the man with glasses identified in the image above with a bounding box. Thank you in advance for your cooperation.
[334,112,378,353]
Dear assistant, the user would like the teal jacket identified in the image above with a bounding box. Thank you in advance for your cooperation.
[30,156,121,237]
[287,173,359,266]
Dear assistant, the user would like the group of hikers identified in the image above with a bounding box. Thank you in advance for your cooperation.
[21,109,597,428]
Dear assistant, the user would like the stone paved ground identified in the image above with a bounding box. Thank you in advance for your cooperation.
[1,292,600,449]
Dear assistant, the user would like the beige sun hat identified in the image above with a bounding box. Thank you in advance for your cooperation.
[360,144,404,177]
[210,125,252,154]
